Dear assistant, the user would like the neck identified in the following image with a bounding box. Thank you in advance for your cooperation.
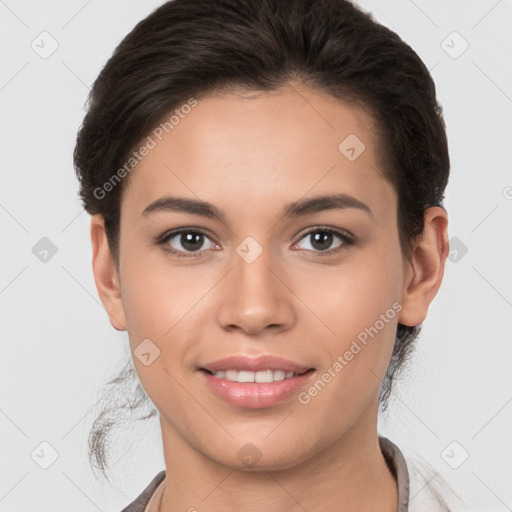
[154,400,398,512]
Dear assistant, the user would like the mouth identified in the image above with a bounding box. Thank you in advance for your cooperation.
[197,355,316,408]
[200,367,315,383]
[198,366,317,408]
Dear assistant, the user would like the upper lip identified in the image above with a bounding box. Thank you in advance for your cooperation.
[200,355,314,373]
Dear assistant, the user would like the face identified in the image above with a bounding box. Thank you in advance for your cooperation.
[106,83,417,470]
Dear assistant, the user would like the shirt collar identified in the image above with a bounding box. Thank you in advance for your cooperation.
[379,435,410,512]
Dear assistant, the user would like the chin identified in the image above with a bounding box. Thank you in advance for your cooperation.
[207,439,314,472]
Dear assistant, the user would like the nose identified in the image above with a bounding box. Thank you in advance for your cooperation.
[216,245,296,335]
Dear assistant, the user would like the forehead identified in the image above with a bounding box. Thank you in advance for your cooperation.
[121,83,395,221]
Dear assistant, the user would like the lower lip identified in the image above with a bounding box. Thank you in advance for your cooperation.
[199,369,315,409]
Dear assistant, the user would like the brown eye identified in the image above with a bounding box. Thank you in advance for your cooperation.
[158,229,216,258]
[295,228,354,255]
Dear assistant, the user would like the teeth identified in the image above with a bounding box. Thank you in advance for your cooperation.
[211,369,301,382]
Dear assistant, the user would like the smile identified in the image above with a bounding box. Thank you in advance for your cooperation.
[205,368,310,383]
[199,368,316,408]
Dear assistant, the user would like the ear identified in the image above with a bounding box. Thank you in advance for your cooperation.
[90,215,127,331]
[398,206,449,327]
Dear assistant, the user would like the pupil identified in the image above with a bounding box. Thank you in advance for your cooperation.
[182,232,203,251]
[311,231,332,250]
[178,232,334,253]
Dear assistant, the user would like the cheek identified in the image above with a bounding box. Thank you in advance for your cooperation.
[310,251,401,337]
[117,252,207,411]
[307,244,403,385]
[119,249,213,351]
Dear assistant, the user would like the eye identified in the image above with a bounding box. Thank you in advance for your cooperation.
[156,226,355,259]
[294,227,354,255]
[157,228,217,258]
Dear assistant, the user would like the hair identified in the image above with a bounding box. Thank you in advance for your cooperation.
[73,0,450,485]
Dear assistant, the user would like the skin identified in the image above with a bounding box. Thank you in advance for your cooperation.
[90,82,449,512]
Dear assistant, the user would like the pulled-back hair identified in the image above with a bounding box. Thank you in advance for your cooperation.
[73,0,450,482]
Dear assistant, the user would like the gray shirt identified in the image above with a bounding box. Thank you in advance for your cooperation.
[120,435,410,512]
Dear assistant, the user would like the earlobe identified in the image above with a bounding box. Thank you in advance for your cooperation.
[398,206,449,327]
[90,215,127,331]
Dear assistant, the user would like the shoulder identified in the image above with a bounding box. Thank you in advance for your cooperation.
[380,436,465,512]
[121,439,464,511]
[407,455,464,512]
[120,470,166,512]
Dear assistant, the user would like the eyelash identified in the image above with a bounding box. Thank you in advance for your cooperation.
[155,226,355,259]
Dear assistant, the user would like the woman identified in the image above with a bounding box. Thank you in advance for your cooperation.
[74,0,458,510]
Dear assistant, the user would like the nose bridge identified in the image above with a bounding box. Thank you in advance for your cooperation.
[217,235,294,332]
[235,242,275,291]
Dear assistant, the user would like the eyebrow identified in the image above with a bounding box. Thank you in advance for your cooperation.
[141,192,373,221]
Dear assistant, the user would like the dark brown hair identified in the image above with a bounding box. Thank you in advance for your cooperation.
[74,0,450,481]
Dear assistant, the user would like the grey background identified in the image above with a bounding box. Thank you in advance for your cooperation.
[1,0,511,510]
